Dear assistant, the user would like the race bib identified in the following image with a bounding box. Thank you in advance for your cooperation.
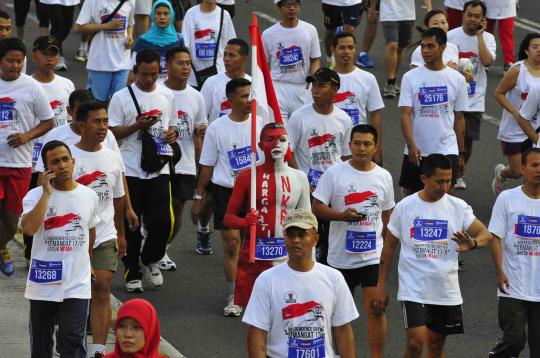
[255,237,287,260]
[413,219,448,241]
[342,108,360,125]
[160,55,167,74]
[228,146,257,170]
[419,86,448,106]
[152,135,173,156]
[32,142,43,163]
[516,215,540,239]
[0,108,14,121]
[29,259,62,284]
[307,168,323,189]
[279,46,303,66]
[100,14,127,32]
[345,231,376,253]
[468,81,477,96]
[195,43,216,59]
[288,336,325,358]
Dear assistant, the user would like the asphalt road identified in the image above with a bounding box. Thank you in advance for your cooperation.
[6,0,540,356]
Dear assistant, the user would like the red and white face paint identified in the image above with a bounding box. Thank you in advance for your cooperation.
[260,128,290,163]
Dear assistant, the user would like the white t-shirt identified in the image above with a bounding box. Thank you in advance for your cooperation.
[447,27,497,112]
[32,74,75,165]
[519,84,540,126]
[287,104,352,188]
[398,66,469,156]
[71,146,125,247]
[0,74,54,168]
[40,0,80,4]
[181,5,236,87]
[380,0,415,21]
[498,62,539,143]
[443,0,465,10]
[217,0,234,5]
[165,84,207,175]
[410,42,460,68]
[34,124,120,172]
[484,0,517,19]
[489,186,540,302]
[322,0,362,5]
[313,162,395,269]
[199,72,251,122]
[306,68,384,126]
[388,193,476,305]
[242,263,359,358]
[262,20,321,84]
[108,84,177,179]
[76,0,135,71]
[199,115,266,188]
[23,185,100,302]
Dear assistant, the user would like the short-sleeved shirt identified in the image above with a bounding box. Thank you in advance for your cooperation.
[410,43,459,68]
[380,0,415,21]
[199,72,251,122]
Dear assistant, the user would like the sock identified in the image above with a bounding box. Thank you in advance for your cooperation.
[90,344,105,355]
[387,78,396,86]
[359,51,367,56]
[197,222,210,233]
[79,41,88,51]
[226,282,235,297]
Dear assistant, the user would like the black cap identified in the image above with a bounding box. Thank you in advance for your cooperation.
[33,35,61,54]
[306,67,340,89]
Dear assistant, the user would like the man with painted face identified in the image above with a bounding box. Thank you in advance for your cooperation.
[223,122,311,307]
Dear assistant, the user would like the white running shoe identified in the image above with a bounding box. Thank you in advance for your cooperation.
[55,56,67,71]
[454,177,467,190]
[492,164,507,195]
[125,279,144,293]
[158,253,176,271]
[143,263,163,287]
[223,295,242,317]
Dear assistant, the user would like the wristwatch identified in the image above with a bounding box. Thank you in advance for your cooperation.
[193,194,204,200]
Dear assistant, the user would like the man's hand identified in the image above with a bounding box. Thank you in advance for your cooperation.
[41,170,55,195]
[7,132,30,148]
[373,285,389,313]
[194,125,207,138]
[477,18,487,34]
[105,18,125,31]
[497,271,510,294]
[451,231,476,252]
[125,206,139,231]
[191,199,203,225]
[125,36,134,49]
[340,208,366,223]
[117,236,127,257]
[165,128,177,144]
[136,115,159,130]
[245,209,259,228]
[407,144,422,167]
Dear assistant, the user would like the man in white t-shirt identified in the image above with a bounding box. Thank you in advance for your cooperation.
[162,46,208,268]
[313,124,394,357]
[376,0,432,98]
[181,0,236,89]
[191,78,266,316]
[447,1,496,188]
[398,28,469,196]
[444,0,466,29]
[374,153,492,357]
[71,101,126,358]
[484,0,516,71]
[263,0,321,122]
[21,140,100,358]
[488,148,540,358]
[243,208,359,358]
[75,0,135,102]
[109,49,178,293]
[0,38,54,276]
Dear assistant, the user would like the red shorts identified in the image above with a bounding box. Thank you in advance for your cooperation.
[234,238,273,306]
[0,167,32,214]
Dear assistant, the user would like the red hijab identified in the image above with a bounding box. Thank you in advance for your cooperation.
[105,298,165,358]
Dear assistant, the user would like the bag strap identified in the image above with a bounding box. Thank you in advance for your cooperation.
[212,8,224,67]
[101,0,129,24]
[127,85,142,117]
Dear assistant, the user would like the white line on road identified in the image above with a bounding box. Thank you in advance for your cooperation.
[516,17,540,30]
[253,11,279,24]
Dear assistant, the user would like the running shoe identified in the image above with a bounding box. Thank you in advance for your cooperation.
[93,352,105,358]
[0,246,14,276]
[394,83,401,95]
[125,279,144,293]
[158,252,176,271]
[454,177,467,190]
[492,164,507,195]
[327,55,335,69]
[356,53,374,68]
[143,263,163,287]
[196,231,213,255]
[74,48,88,63]
[55,56,68,71]
[223,295,242,317]
[383,84,397,99]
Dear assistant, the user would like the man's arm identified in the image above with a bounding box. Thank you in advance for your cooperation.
[370,109,383,165]
[312,198,364,222]
[333,323,356,358]
[373,232,400,311]
[75,18,124,34]
[477,31,494,67]
[490,234,509,294]
[193,125,207,167]
[89,227,96,259]
[381,209,392,245]
[8,119,53,148]
[121,174,139,231]
[21,171,54,236]
[452,218,493,251]
[248,326,268,358]
[309,58,321,75]
[190,165,214,224]
[400,107,421,166]
[223,172,251,229]
[113,196,127,257]
[454,111,466,160]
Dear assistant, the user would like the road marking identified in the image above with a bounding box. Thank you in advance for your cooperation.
[483,113,500,126]
[253,11,280,24]
[516,16,540,30]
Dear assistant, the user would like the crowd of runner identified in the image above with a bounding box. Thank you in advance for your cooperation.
[0,0,539,357]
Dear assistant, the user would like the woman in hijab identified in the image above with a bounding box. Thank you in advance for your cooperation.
[105,298,166,358]
[129,0,185,82]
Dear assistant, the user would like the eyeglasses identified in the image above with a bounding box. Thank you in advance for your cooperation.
[281,2,300,9]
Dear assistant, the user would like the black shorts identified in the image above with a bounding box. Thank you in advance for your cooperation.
[464,111,483,141]
[322,3,363,29]
[399,154,459,193]
[500,139,531,156]
[171,174,196,201]
[209,182,233,230]
[217,3,235,18]
[336,264,379,294]
[401,301,464,336]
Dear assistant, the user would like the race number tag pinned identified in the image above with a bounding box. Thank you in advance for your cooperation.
[468,81,477,96]
[228,146,257,170]
[279,46,304,67]
[288,336,325,358]
[29,259,62,284]
[255,237,287,260]
[307,168,323,189]
[413,219,448,241]
[195,43,217,59]
[343,108,360,125]
[516,215,540,239]
[152,136,173,156]
[345,231,376,253]
[32,142,43,163]
[418,86,448,106]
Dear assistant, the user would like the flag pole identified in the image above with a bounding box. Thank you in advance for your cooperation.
[248,13,258,263]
